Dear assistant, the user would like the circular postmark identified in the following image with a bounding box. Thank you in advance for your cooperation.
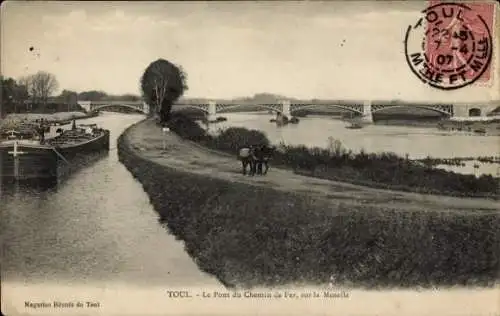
[404,2,493,90]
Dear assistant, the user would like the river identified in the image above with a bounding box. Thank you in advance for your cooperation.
[207,112,500,176]
[1,112,221,291]
[1,111,497,314]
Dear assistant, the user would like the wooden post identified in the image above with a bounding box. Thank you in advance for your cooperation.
[162,127,169,151]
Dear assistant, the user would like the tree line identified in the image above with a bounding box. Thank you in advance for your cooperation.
[1,71,143,115]
[2,57,189,118]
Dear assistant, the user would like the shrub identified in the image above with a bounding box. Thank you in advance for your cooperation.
[166,115,499,198]
[166,112,211,142]
[211,127,270,153]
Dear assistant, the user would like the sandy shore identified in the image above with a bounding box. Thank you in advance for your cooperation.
[124,118,498,213]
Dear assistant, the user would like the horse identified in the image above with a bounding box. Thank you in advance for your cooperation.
[253,145,276,175]
[237,144,276,176]
[237,145,258,175]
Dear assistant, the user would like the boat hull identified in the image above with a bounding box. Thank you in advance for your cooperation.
[55,130,110,159]
[1,130,110,185]
[0,144,58,181]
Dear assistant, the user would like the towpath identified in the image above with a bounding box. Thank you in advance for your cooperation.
[125,119,498,214]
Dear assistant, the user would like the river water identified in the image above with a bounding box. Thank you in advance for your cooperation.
[207,112,500,176]
[1,111,498,314]
[1,112,221,289]
[2,111,496,285]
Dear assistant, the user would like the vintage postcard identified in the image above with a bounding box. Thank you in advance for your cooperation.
[1,1,499,315]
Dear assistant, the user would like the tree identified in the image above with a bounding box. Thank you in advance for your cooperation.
[118,94,140,101]
[78,90,108,101]
[1,76,29,114]
[57,89,79,111]
[103,93,140,101]
[59,89,78,103]
[140,59,188,123]
[20,71,59,105]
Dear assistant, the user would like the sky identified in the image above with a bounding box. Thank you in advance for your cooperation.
[1,1,499,102]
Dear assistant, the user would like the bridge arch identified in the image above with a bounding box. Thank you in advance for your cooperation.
[468,108,481,117]
[216,103,284,114]
[371,105,453,117]
[290,104,364,115]
[172,105,209,114]
[91,103,145,113]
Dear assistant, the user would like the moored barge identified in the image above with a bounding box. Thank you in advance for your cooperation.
[0,121,110,185]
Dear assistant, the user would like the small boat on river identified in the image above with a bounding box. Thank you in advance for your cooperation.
[0,121,110,185]
[343,112,366,129]
[345,122,364,129]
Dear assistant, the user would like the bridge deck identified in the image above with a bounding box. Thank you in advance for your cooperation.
[77,100,498,118]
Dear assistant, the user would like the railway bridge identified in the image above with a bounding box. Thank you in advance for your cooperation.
[77,100,498,122]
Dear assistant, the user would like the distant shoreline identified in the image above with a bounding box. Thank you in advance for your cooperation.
[0,111,98,129]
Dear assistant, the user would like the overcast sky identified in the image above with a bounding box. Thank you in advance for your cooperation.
[1,1,498,102]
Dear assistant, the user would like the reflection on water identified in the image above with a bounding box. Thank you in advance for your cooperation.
[207,113,500,176]
[1,112,220,287]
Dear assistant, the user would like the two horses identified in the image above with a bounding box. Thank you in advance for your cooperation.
[238,144,275,176]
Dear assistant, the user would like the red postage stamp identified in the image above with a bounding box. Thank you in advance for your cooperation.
[404,1,495,90]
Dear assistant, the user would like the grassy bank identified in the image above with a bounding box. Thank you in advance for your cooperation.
[166,113,498,199]
[118,119,500,289]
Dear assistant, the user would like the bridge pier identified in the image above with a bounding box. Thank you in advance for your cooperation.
[143,102,150,115]
[77,101,92,112]
[451,104,498,118]
[361,101,373,123]
[281,100,291,118]
[207,101,217,122]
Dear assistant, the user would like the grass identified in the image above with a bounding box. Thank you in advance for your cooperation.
[117,119,500,289]
[165,112,499,199]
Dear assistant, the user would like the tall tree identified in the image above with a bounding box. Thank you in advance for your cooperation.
[140,59,188,123]
[19,71,59,105]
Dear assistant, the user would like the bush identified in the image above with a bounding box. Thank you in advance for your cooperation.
[166,115,499,198]
[166,112,212,142]
[210,127,270,153]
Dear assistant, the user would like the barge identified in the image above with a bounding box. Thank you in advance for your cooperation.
[0,121,110,185]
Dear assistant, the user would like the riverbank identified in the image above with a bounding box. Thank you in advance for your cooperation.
[0,111,98,129]
[118,118,499,289]
[437,117,500,136]
[176,114,498,198]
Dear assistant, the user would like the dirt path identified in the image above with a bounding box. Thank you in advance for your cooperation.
[125,119,499,214]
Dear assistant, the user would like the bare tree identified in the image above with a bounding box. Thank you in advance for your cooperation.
[20,71,59,105]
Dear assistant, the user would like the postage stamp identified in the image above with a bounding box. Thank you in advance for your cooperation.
[404,1,495,90]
